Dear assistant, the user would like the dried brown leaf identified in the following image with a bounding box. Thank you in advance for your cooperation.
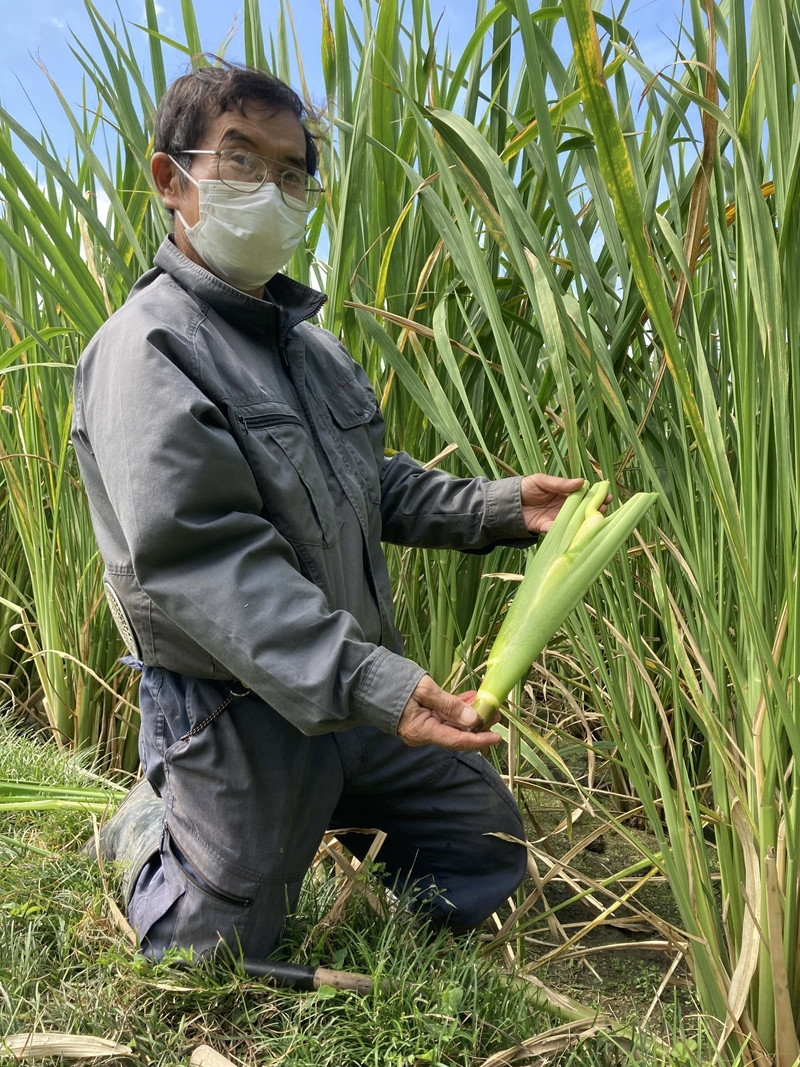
[190,1045,240,1067]
[2,1033,132,1060]
[477,1021,606,1067]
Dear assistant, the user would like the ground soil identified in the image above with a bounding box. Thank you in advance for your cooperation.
[508,792,699,1041]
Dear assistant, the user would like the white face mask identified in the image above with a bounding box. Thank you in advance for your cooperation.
[172,160,309,291]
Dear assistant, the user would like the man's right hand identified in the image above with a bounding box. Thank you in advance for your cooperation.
[397,675,501,751]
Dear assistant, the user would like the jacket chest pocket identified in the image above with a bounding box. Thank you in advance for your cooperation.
[324,379,381,504]
[235,402,341,548]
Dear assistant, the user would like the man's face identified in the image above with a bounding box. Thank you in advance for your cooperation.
[156,103,309,292]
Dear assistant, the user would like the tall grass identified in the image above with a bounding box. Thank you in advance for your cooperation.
[0,0,796,1060]
[553,2,799,1061]
[0,116,141,767]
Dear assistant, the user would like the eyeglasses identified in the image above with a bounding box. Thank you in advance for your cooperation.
[178,149,323,211]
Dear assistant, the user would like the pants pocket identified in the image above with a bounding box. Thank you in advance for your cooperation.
[127,838,186,950]
[134,828,257,961]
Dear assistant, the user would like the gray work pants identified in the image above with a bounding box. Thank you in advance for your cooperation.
[128,667,527,961]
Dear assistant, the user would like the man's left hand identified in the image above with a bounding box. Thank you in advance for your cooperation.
[397,677,501,751]
[520,473,606,534]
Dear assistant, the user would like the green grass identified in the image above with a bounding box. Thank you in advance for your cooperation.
[0,715,710,1067]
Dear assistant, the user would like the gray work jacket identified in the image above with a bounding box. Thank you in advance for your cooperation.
[71,238,532,736]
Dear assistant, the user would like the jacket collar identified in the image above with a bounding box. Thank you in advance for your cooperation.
[152,236,328,342]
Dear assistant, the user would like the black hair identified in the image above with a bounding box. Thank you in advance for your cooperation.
[153,57,319,176]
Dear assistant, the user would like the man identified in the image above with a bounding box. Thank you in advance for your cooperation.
[72,61,585,963]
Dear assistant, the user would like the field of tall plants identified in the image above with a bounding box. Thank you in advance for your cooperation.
[1,0,797,1062]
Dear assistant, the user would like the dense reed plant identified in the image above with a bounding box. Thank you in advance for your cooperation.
[0,100,144,769]
[555,1,800,1062]
[0,0,796,1060]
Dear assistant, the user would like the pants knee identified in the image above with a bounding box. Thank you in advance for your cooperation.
[414,813,528,928]
[129,830,291,963]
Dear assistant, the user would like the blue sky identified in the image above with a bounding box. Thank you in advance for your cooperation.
[0,0,710,149]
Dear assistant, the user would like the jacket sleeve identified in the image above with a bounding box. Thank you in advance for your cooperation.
[72,326,425,737]
[378,449,536,553]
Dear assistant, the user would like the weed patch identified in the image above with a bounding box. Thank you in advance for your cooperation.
[0,719,709,1065]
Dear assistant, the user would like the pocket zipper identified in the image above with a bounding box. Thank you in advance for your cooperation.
[238,412,301,435]
[167,833,253,909]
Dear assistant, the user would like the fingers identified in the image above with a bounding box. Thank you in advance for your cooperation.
[522,473,585,499]
[398,708,501,750]
[410,674,472,723]
[420,720,501,751]
[397,677,501,751]
[521,474,615,533]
